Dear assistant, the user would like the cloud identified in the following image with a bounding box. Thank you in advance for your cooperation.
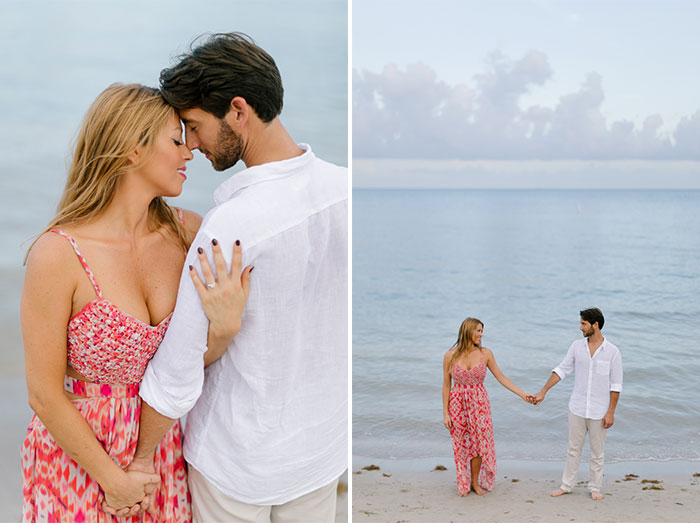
[674,110,700,156]
[353,52,700,160]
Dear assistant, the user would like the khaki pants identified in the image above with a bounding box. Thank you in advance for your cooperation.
[560,410,607,493]
[188,466,339,523]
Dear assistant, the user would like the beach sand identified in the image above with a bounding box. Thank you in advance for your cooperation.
[352,457,700,523]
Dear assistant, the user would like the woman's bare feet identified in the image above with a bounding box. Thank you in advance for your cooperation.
[591,491,604,500]
[550,488,568,497]
[471,483,486,495]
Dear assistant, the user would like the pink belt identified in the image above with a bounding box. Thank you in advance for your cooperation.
[64,375,140,398]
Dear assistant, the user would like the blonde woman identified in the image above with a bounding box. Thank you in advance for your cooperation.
[20,84,251,521]
[442,318,532,496]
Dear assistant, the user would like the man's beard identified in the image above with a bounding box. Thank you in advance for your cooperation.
[209,118,244,171]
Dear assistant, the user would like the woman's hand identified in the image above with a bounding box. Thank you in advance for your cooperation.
[443,411,453,430]
[101,469,160,516]
[190,238,253,346]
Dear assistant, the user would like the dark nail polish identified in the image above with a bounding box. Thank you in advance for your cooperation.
[189,265,193,271]
[197,247,203,254]
[236,239,240,246]
[212,238,218,246]
[250,266,254,272]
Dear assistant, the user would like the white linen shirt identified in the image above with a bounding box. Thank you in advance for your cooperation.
[139,144,348,505]
[553,337,623,420]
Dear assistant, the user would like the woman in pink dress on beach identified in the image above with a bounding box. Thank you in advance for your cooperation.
[20,84,251,522]
[442,318,532,496]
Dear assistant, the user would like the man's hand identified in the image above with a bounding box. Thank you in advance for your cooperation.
[532,391,546,405]
[127,456,159,516]
[602,411,615,429]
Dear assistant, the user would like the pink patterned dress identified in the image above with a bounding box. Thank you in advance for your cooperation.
[21,228,191,522]
[448,361,496,495]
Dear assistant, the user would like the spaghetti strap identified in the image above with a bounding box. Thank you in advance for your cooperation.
[50,229,103,298]
[175,207,185,226]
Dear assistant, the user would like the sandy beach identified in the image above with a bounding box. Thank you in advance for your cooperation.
[352,457,700,523]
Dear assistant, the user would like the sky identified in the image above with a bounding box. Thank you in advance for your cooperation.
[352,0,700,187]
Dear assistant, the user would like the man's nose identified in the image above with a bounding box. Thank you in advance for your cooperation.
[185,130,199,151]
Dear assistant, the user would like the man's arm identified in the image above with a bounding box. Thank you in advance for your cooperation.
[138,234,211,416]
[602,391,620,428]
[102,402,177,517]
[603,350,622,428]
[533,343,575,404]
[133,402,177,463]
[533,372,561,404]
[133,235,250,448]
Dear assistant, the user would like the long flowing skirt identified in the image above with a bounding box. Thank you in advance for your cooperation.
[448,383,496,495]
[21,377,191,522]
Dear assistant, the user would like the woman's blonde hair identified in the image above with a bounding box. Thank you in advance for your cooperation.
[26,83,189,262]
[449,317,484,370]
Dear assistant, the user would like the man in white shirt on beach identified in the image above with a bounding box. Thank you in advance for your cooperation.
[106,33,347,522]
[532,308,622,500]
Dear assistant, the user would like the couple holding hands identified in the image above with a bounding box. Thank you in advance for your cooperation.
[442,308,622,500]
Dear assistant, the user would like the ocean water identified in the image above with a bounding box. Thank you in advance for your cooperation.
[353,188,700,462]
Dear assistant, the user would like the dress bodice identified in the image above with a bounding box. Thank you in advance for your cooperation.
[452,362,487,387]
[52,228,173,384]
[67,299,171,384]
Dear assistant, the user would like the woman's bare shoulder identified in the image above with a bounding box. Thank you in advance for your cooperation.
[27,231,78,268]
[24,231,82,293]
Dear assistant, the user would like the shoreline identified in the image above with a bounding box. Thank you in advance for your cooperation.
[353,455,700,477]
[352,456,700,523]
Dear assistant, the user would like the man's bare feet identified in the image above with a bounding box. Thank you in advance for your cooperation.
[472,483,486,496]
[550,488,568,497]
[591,491,604,500]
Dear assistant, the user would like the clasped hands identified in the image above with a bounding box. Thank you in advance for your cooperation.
[102,456,159,518]
[523,391,546,405]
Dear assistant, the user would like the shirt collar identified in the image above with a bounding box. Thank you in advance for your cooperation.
[586,336,607,354]
[213,144,314,205]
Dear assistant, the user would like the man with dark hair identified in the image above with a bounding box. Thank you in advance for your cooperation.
[579,307,604,330]
[532,308,622,500]
[110,33,347,522]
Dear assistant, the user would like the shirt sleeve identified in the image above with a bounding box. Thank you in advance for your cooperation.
[553,342,576,380]
[609,348,623,392]
[139,229,213,419]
